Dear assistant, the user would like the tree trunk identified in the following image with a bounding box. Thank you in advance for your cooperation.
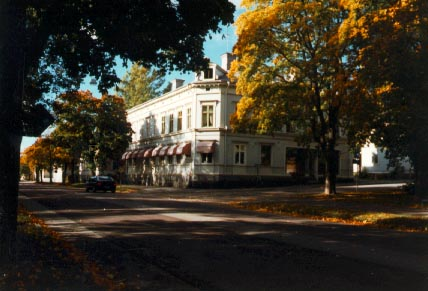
[324,147,338,195]
[0,2,25,264]
[62,163,68,184]
[413,150,428,199]
[70,159,76,183]
[35,167,40,183]
[0,134,21,265]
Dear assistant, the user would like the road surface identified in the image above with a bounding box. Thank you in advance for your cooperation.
[19,183,428,290]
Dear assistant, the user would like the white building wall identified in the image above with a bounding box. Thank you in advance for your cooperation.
[359,143,411,174]
[124,56,353,187]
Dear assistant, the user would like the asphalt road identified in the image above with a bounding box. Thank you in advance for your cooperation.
[19,183,428,291]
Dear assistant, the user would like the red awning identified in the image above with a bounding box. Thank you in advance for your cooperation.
[158,146,169,157]
[176,143,191,155]
[144,148,154,158]
[136,149,146,159]
[125,151,134,160]
[151,145,163,157]
[121,152,129,160]
[130,150,140,159]
[196,141,215,153]
[167,145,178,156]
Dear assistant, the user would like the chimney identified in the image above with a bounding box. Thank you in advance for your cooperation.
[221,53,236,71]
[171,79,185,91]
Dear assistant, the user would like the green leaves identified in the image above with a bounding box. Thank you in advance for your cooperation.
[116,63,165,109]
[52,91,132,174]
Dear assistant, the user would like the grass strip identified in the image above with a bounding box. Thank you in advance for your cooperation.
[0,205,125,291]
[229,200,428,232]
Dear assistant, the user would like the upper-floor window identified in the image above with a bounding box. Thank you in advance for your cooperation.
[204,68,214,79]
[169,113,174,133]
[161,115,166,134]
[234,144,246,165]
[177,111,182,131]
[187,107,192,129]
[145,117,150,137]
[201,104,214,127]
[150,116,155,136]
[260,145,272,166]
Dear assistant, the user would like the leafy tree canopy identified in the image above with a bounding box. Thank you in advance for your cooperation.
[116,63,165,109]
[1,0,234,263]
[230,0,367,194]
[52,91,133,175]
[341,0,428,197]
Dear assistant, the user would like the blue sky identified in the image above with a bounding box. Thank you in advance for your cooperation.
[21,1,243,152]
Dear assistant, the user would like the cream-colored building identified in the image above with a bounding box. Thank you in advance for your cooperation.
[122,53,353,187]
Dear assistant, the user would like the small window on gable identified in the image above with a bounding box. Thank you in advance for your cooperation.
[204,68,214,79]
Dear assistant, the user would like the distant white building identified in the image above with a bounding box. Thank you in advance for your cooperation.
[122,53,353,187]
[357,143,412,177]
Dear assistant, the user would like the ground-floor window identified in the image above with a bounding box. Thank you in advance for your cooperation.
[286,148,317,177]
[201,153,213,163]
[260,145,272,166]
[177,155,185,164]
[234,144,246,165]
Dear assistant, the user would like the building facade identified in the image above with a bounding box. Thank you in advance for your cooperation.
[356,143,412,178]
[122,53,353,187]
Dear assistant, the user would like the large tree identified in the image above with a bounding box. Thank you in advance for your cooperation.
[0,0,234,263]
[341,0,428,198]
[116,63,165,109]
[52,91,133,179]
[230,0,364,194]
[92,94,133,174]
[52,90,98,182]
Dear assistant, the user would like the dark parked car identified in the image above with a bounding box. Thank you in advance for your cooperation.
[85,176,116,193]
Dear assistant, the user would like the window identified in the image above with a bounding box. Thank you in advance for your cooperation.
[145,117,150,137]
[201,153,213,163]
[161,116,166,134]
[177,154,185,164]
[372,153,378,164]
[285,122,295,133]
[234,144,246,165]
[150,116,155,136]
[177,111,182,131]
[169,113,174,133]
[204,68,214,79]
[201,104,214,127]
[232,101,238,113]
[261,145,272,166]
[187,107,192,129]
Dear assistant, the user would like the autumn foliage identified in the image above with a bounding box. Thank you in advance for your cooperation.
[230,0,366,194]
[230,0,428,196]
